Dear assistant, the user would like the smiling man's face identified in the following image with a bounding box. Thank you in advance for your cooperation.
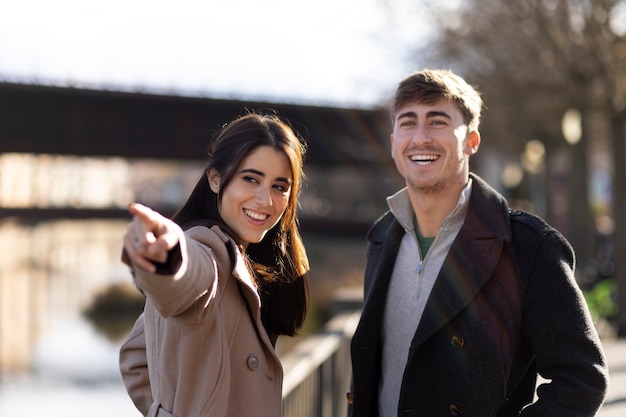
[390,98,479,196]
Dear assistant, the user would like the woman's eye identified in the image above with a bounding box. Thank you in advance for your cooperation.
[243,175,259,183]
[274,184,289,192]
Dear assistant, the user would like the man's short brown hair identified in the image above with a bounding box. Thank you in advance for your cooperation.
[391,69,483,131]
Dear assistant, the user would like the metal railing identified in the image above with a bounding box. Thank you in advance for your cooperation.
[281,310,361,417]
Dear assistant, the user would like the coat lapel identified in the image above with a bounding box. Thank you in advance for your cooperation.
[410,175,512,349]
[410,229,503,348]
[350,214,404,414]
[354,216,404,349]
[229,241,279,353]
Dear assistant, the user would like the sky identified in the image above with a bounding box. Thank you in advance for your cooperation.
[0,0,432,108]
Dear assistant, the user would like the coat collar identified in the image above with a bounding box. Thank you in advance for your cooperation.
[368,173,511,244]
[363,174,513,348]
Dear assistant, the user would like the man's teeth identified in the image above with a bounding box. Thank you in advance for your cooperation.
[411,155,438,164]
[245,209,267,220]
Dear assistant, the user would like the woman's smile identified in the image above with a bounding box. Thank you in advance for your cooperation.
[244,208,270,221]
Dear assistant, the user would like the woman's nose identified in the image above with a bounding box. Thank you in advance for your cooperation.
[255,186,272,206]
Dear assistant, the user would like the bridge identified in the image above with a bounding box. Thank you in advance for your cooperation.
[0,81,402,235]
[0,81,390,164]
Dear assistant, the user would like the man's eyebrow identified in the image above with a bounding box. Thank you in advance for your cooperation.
[396,110,452,120]
[397,110,417,120]
[426,110,452,119]
[240,168,292,184]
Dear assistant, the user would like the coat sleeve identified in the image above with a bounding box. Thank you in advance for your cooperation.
[130,225,232,318]
[520,228,608,417]
[119,313,152,416]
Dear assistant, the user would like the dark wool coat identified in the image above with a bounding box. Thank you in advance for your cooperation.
[349,174,608,417]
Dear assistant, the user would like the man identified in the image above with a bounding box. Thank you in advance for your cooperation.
[348,69,608,417]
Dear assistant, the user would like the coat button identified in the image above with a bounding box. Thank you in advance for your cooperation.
[247,355,259,370]
[449,401,464,415]
[451,334,465,349]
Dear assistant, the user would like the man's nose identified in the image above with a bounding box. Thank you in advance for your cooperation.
[412,124,432,143]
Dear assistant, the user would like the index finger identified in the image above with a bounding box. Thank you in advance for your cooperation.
[129,202,163,230]
[128,202,158,222]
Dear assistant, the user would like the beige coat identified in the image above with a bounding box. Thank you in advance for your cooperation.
[119,225,283,417]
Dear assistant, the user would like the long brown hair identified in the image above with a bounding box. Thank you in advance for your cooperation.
[172,110,309,338]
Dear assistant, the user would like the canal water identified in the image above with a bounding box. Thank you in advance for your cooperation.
[0,313,139,416]
[0,219,141,416]
[0,214,367,416]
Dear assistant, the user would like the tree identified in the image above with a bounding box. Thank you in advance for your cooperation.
[405,0,626,335]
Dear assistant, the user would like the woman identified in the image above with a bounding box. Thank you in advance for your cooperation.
[119,111,309,417]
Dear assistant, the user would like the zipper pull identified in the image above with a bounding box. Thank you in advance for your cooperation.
[416,260,423,273]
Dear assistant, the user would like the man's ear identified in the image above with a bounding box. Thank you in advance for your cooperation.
[465,131,481,155]
[207,169,221,193]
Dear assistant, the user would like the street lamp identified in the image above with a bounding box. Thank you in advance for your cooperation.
[562,108,582,145]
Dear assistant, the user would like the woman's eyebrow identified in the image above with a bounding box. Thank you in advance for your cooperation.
[239,168,264,176]
[240,168,292,184]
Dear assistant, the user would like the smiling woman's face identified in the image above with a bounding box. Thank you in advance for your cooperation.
[208,145,292,248]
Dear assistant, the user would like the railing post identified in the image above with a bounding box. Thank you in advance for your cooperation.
[281,310,361,417]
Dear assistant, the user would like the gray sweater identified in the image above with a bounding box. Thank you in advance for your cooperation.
[379,180,472,417]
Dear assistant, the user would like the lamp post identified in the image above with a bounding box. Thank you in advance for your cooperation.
[560,108,593,285]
